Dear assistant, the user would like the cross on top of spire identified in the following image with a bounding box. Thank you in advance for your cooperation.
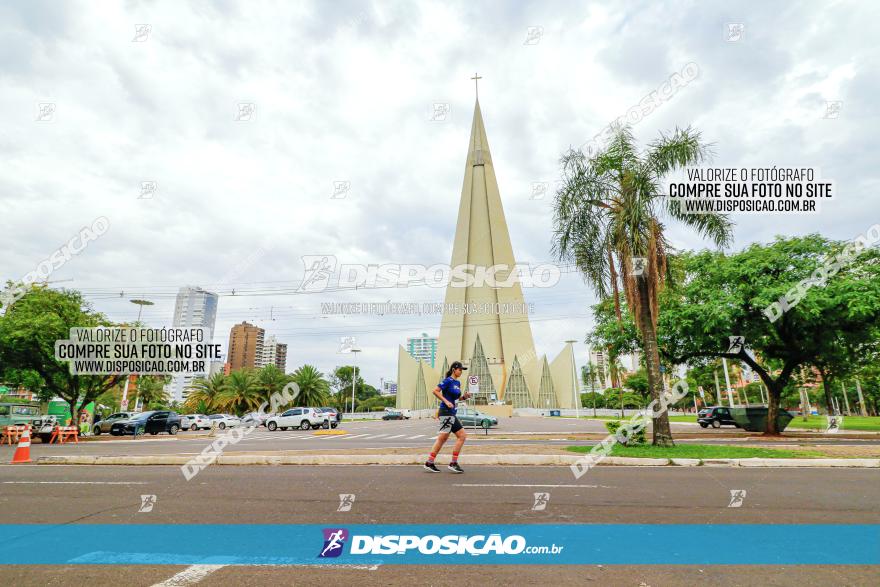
[471,72,482,100]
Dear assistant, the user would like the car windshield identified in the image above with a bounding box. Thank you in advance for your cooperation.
[208,415,223,419]
[132,411,156,421]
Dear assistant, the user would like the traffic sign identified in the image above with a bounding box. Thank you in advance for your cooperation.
[468,375,479,395]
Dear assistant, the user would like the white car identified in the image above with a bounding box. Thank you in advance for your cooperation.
[266,407,328,431]
[206,414,240,429]
[180,414,210,431]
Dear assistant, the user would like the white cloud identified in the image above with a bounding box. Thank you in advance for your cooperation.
[1,0,877,386]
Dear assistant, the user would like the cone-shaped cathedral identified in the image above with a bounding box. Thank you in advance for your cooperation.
[397,95,577,411]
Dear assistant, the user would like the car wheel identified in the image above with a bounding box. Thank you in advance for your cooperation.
[481,419,490,429]
[169,424,179,435]
[93,426,101,436]
[218,422,226,430]
[267,421,277,431]
[322,420,330,429]
[300,421,311,430]
[699,423,708,428]
[711,420,721,428]
[150,431,158,435]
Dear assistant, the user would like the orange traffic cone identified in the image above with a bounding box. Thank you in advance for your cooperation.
[11,428,31,463]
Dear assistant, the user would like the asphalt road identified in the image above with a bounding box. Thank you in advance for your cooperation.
[3,418,877,459]
[1,464,878,585]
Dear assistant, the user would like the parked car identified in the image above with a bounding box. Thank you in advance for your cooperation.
[0,402,42,429]
[92,411,137,435]
[315,407,340,427]
[456,406,498,428]
[382,411,405,420]
[240,412,269,427]
[697,406,740,428]
[382,407,411,419]
[206,414,240,429]
[180,414,210,431]
[110,411,181,436]
[265,407,328,431]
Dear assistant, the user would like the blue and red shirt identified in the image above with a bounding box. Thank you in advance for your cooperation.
[437,376,462,415]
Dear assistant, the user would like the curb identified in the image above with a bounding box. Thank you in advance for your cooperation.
[32,454,880,468]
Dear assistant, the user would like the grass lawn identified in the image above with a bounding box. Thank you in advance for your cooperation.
[566,443,826,459]
[785,415,880,431]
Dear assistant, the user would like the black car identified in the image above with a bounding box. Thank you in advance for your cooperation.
[110,411,181,436]
[697,406,739,428]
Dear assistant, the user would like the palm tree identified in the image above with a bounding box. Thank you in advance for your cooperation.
[290,364,330,407]
[257,364,290,406]
[553,124,733,446]
[135,375,170,410]
[184,372,227,413]
[218,369,263,415]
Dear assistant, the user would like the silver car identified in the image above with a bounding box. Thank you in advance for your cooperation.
[93,412,136,435]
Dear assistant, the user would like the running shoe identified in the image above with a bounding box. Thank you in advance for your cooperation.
[447,462,463,474]
[423,461,440,472]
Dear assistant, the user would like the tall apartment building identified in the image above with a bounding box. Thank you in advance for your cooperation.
[227,322,265,371]
[406,332,437,368]
[167,286,219,402]
[274,342,288,372]
[259,335,288,371]
[589,348,613,390]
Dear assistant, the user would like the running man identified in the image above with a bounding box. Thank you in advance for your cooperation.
[424,361,470,473]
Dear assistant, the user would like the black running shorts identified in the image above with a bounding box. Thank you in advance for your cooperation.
[438,415,463,434]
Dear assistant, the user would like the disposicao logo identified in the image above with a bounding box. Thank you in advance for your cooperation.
[318,528,349,558]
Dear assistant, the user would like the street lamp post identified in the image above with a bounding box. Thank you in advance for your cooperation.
[350,349,361,415]
[130,299,154,323]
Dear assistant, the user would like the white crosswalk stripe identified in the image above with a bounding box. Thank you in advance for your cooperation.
[385,434,406,439]
[362,434,387,439]
[407,435,425,439]
[343,434,371,439]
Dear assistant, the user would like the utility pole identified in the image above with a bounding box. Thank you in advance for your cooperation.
[350,348,361,415]
[713,369,723,406]
[840,381,852,416]
[855,378,868,417]
[722,358,734,407]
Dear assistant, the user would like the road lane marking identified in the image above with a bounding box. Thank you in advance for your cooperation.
[407,435,425,439]
[363,434,388,439]
[343,434,371,439]
[152,564,226,586]
[454,483,613,488]
[385,435,406,439]
[3,481,148,485]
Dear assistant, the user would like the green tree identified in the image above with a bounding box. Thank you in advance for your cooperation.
[0,287,122,428]
[623,369,649,398]
[553,125,733,446]
[257,364,290,405]
[184,372,227,413]
[290,364,330,407]
[135,375,170,410]
[218,369,262,414]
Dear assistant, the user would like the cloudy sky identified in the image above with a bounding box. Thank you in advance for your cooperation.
[1,0,876,387]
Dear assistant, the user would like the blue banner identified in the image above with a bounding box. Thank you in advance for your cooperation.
[0,524,876,565]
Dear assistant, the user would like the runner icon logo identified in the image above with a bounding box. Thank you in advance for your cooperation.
[439,417,454,431]
[319,528,349,558]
